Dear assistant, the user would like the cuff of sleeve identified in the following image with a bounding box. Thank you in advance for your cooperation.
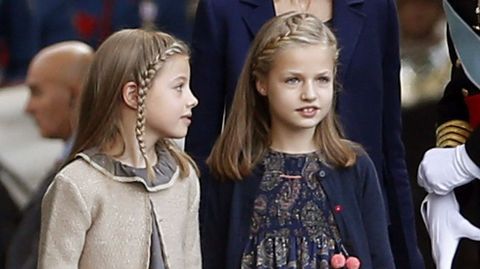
[465,127,480,167]
[436,120,472,147]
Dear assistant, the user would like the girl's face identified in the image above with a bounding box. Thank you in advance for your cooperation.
[257,44,335,135]
[145,54,198,139]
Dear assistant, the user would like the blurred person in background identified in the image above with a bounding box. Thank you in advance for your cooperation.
[67,0,192,45]
[399,0,449,108]
[397,0,450,267]
[0,0,37,85]
[0,183,20,269]
[5,41,93,269]
[1,0,195,85]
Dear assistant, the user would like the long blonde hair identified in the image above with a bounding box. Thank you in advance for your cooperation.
[208,12,359,180]
[68,29,197,178]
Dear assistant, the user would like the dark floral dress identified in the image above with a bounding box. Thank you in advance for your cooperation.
[241,150,342,269]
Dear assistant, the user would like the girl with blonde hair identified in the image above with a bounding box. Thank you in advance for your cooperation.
[37,29,201,269]
[205,12,394,269]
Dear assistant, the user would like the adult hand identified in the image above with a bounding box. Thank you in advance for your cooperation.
[421,192,480,269]
[417,145,480,194]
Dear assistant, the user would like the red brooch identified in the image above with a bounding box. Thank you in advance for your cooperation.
[334,205,343,213]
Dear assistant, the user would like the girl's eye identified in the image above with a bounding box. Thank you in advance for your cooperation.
[174,84,184,92]
[285,77,300,84]
[317,76,331,83]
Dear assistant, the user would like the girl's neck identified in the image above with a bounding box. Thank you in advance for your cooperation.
[103,136,158,168]
[269,126,318,154]
[117,142,157,168]
[103,113,159,168]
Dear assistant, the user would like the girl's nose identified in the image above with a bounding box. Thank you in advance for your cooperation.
[188,88,198,108]
[301,82,317,101]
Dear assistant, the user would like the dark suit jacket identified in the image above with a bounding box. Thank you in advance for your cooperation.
[203,154,395,269]
[185,0,423,267]
[0,181,20,269]
[5,171,55,269]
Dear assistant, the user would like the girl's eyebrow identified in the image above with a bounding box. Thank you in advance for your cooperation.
[283,70,332,75]
[317,70,332,75]
[171,75,188,82]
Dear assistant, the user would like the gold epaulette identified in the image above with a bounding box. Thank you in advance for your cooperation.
[436,120,473,147]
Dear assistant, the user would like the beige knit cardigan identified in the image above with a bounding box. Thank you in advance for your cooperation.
[38,156,201,269]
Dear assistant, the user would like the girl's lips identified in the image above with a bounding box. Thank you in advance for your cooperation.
[181,115,192,124]
[296,106,319,118]
[181,113,192,119]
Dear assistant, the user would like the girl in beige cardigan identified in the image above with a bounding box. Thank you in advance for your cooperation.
[37,29,201,269]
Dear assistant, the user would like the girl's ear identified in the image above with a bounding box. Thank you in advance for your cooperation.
[122,82,139,109]
[255,80,267,96]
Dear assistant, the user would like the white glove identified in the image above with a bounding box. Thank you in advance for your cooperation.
[417,145,480,195]
[421,192,480,269]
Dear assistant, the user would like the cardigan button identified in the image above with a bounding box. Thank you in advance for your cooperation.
[319,170,326,177]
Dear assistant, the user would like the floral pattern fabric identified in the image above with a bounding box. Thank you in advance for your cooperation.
[241,151,341,269]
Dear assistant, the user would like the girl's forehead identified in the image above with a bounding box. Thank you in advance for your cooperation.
[272,44,336,63]
[262,44,336,76]
[276,42,335,53]
[151,54,190,80]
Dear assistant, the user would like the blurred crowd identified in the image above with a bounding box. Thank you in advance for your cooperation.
[0,0,198,85]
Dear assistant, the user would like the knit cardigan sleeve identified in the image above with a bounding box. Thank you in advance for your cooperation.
[184,169,202,268]
[37,173,92,269]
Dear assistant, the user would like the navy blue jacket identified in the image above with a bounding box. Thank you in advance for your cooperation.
[0,180,20,269]
[203,154,395,269]
[185,0,423,267]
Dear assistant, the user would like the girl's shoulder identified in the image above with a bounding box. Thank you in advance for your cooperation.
[354,151,377,173]
[348,153,379,189]
[54,157,111,190]
[183,163,200,190]
[334,150,377,179]
[171,163,200,207]
[57,158,100,180]
[46,159,106,207]
[353,152,376,169]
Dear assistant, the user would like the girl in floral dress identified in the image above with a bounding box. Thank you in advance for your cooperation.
[204,12,395,269]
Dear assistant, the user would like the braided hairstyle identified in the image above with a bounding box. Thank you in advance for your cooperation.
[251,12,338,80]
[70,29,197,180]
[208,12,359,180]
[134,38,189,179]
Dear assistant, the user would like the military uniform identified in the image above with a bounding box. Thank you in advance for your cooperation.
[434,1,480,267]
[437,0,480,147]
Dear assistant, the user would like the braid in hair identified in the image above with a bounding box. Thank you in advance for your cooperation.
[135,41,185,180]
[252,13,307,73]
[251,13,338,78]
